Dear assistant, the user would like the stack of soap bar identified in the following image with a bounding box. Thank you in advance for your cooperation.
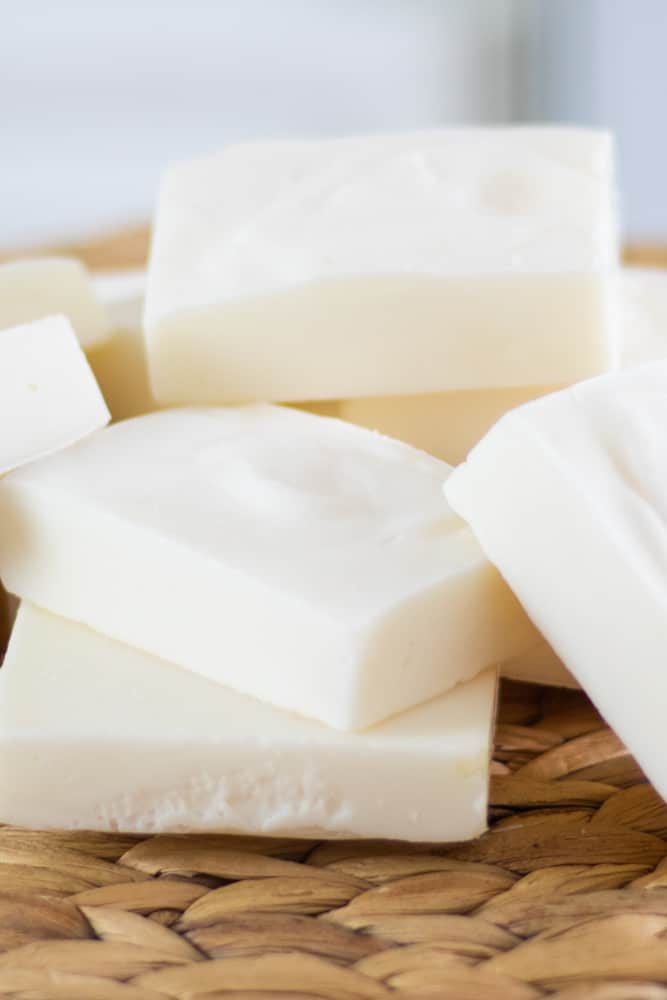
[445,360,667,800]
[0,258,108,348]
[0,604,496,841]
[90,270,155,420]
[0,404,537,730]
[145,128,618,405]
[0,316,110,475]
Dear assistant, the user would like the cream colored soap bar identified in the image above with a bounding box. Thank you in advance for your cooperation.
[332,269,667,467]
[0,604,496,841]
[0,405,536,730]
[90,271,154,420]
[0,258,108,348]
[336,388,553,466]
[0,316,110,476]
[445,360,667,801]
[145,128,618,405]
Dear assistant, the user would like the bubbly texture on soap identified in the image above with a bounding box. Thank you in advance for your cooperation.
[0,316,110,476]
[445,360,667,799]
[0,258,108,349]
[0,404,536,730]
[0,604,496,841]
[145,127,618,404]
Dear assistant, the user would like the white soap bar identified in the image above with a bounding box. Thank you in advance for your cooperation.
[145,128,618,405]
[89,271,154,420]
[0,316,110,476]
[0,258,108,349]
[0,405,536,730]
[445,360,667,800]
[0,604,495,841]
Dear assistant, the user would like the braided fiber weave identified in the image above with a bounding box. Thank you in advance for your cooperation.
[0,235,666,998]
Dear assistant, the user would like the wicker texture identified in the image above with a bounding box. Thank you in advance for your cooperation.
[1,682,667,998]
[1,231,666,996]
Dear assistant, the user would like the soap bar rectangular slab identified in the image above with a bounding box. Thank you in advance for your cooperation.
[0,258,108,349]
[0,605,496,841]
[0,316,110,475]
[145,128,618,405]
[445,360,667,800]
[0,404,536,730]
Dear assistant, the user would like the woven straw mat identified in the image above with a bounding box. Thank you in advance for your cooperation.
[0,231,665,999]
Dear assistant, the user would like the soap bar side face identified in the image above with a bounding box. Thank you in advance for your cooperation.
[89,271,156,421]
[0,317,110,475]
[336,386,558,466]
[0,405,534,729]
[145,128,618,403]
[0,605,496,842]
[445,365,667,798]
[500,639,578,688]
[0,258,109,349]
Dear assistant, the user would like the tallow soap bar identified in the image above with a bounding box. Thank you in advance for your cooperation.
[0,258,108,348]
[445,360,667,800]
[327,268,667,467]
[0,316,110,475]
[0,604,496,841]
[0,404,536,730]
[145,128,618,405]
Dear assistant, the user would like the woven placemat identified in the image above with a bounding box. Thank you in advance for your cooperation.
[1,231,667,998]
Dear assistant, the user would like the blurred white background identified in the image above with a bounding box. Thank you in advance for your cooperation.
[1,0,665,249]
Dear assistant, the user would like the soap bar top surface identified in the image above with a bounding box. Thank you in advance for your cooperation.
[0,604,496,841]
[145,127,617,404]
[0,405,534,729]
[147,127,616,318]
[445,360,667,800]
[0,316,110,475]
[3,404,467,613]
[0,258,108,349]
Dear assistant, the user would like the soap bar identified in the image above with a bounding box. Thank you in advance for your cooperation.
[337,388,553,466]
[0,258,108,349]
[0,316,110,475]
[89,271,155,420]
[445,360,667,800]
[328,269,667,466]
[0,604,495,841]
[145,128,618,405]
[0,405,536,730]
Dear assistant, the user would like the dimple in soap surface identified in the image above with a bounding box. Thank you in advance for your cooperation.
[0,404,536,730]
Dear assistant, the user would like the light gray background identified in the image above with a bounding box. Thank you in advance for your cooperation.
[1,0,664,247]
